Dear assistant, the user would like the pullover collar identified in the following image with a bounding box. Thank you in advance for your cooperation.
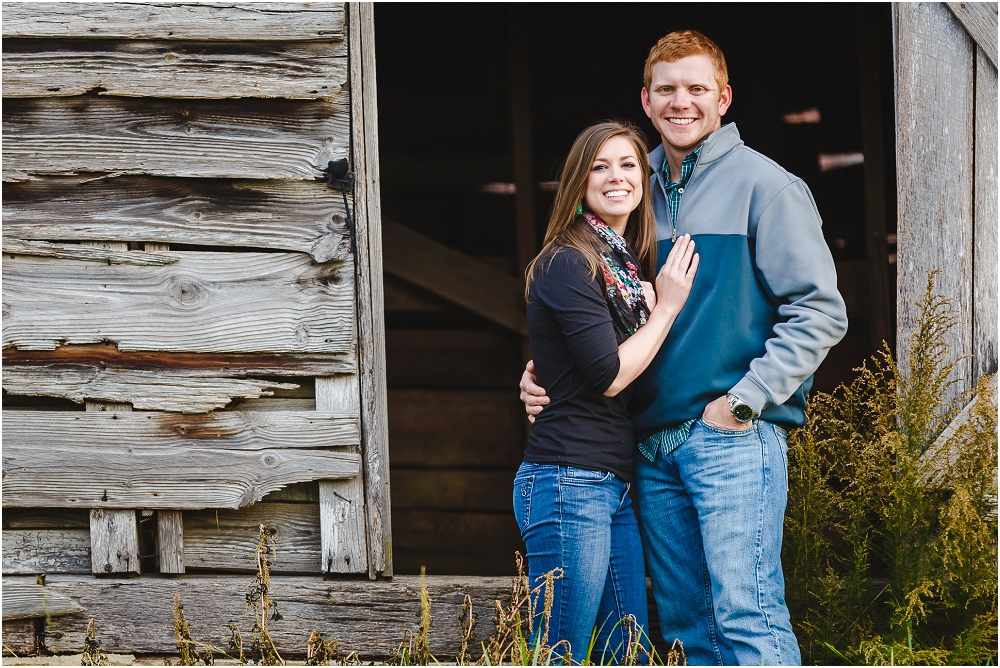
[648,123,744,177]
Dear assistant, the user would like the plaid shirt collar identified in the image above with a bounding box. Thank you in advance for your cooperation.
[661,146,702,190]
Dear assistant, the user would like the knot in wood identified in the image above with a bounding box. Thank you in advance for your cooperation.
[168,277,208,307]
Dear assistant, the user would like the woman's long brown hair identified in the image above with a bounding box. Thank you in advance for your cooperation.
[525,121,657,299]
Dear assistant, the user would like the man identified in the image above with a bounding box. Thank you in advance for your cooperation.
[520,31,847,665]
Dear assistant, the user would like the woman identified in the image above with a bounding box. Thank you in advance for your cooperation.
[514,121,698,663]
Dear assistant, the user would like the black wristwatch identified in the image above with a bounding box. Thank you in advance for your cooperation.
[726,393,757,423]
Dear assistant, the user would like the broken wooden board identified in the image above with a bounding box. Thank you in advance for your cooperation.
[3,253,355,354]
[1,618,37,656]
[3,177,351,263]
[2,365,300,413]
[2,411,361,509]
[41,575,513,659]
[2,39,347,99]
[1,3,346,41]
[2,529,92,574]
[1,239,179,266]
[183,503,321,574]
[2,97,348,181]
[2,577,85,621]
[2,344,356,378]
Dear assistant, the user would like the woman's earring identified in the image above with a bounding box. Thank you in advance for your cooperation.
[576,204,583,215]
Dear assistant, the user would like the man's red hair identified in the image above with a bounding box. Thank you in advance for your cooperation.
[643,30,729,92]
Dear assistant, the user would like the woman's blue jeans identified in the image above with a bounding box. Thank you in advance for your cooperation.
[513,462,650,664]
[635,419,801,666]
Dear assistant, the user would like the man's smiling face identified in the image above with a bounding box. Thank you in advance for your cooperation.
[641,54,732,155]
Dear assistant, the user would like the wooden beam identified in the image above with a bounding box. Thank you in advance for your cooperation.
[382,219,527,336]
[157,511,185,575]
[317,376,369,575]
[2,529,92,574]
[507,7,537,274]
[857,4,893,354]
[350,3,393,578]
[3,178,352,263]
[974,45,999,380]
[2,39,347,99]
[2,410,361,509]
[946,1,998,68]
[2,97,348,182]
[2,577,85,621]
[921,374,998,487]
[1,3,346,41]
[895,2,975,405]
[2,345,356,378]
[3,253,355,354]
[2,365,300,413]
[41,574,512,658]
[1,239,178,265]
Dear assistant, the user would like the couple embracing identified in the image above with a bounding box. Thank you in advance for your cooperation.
[515,31,847,666]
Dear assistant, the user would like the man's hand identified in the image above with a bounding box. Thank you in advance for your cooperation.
[640,280,657,310]
[519,360,549,424]
[701,395,752,431]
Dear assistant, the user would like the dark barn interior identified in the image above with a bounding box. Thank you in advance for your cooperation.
[374,3,897,576]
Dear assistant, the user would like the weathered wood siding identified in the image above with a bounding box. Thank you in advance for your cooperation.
[2,0,389,600]
[895,2,999,402]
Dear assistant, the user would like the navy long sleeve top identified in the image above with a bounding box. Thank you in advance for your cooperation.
[524,248,636,482]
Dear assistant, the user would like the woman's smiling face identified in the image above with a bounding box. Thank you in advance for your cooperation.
[584,134,644,234]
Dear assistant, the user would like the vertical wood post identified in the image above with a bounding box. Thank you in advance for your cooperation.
[858,4,893,355]
[349,2,392,578]
[318,376,369,574]
[157,510,185,574]
[894,2,975,406]
[973,47,998,381]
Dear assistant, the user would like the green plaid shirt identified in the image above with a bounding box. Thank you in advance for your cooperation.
[637,146,702,463]
[662,146,701,228]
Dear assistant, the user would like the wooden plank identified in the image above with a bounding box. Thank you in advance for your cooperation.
[157,511,185,575]
[351,3,392,578]
[895,2,975,404]
[386,329,522,389]
[391,511,522,555]
[2,365,299,413]
[3,345,356,378]
[2,529,92,574]
[1,619,38,656]
[947,1,998,68]
[975,45,999,380]
[3,178,352,263]
[3,509,91,529]
[2,97,348,182]
[42,575,512,658]
[2,577,85,621]
[317,376,368,575]
[507,7,538,274]
[858,4,893,354]
[391,470,514,512]
[3,253,355,354]
[90,508,140,576]
[383,219,528,336]
[1,239,178,265]
[2,411,361,509]
[2,39,347,99]
[183,503,321,574]
[388,389,524,468]
[1,3,345,41]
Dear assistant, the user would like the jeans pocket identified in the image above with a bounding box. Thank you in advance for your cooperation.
[696,418,757,437]
[558,465,613,484]
[512,475,534,533]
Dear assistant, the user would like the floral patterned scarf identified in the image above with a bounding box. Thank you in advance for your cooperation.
[583,213,650,337]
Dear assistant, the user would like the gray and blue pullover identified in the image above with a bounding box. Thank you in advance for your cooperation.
[632,123,848,444]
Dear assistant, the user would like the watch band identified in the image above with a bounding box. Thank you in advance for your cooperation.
[726,393,756,423]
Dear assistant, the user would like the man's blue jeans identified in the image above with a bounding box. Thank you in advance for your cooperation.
[513,462,650,664]
[635,420,801,666]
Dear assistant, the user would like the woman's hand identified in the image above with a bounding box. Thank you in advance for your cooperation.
[653,234,699,318]
[640,281,657,310]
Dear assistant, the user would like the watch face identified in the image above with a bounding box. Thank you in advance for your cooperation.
[732,403,755,423]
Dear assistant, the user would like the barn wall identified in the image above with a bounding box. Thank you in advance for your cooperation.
[3,3,393,651]
[894,2,998,403]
